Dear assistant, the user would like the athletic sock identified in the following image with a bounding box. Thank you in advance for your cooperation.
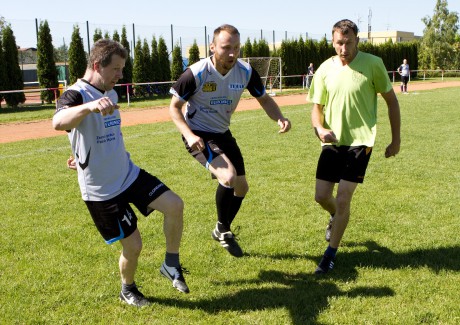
[215,183,234,231]
[228,196,244,226]
[121,282,137,293]
[165,252,180,268]
[324,245,338,258]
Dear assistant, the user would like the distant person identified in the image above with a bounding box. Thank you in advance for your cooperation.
[53,39,190,307]
[397,59,410,93]
[306,63,314,88]
[169,24,291,258]
[308,19,401,274]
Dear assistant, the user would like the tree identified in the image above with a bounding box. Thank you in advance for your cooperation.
[132,38,144,82]
[188,39,200,66]
[142,38,153,83]
[54,43,68,63]
[419,0,459,70]
[243,38,253,57]
[0,37,6,107]
[118,26,132,99]
[68,25,87,84]
[112,30,120,42]
[2,25,25,107]
[171,43,183,81]
[151,36,159,81]
[37,20,59,103]
[157,36,170,81]
[93,28,103,42]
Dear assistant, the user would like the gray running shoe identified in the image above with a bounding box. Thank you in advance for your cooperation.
[325,215,334,242]
[160,262,190,293]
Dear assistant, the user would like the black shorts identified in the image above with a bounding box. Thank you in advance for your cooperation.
[316,145,372,183]
[84,169,170,244]
[182,130,245,176]
[401,75,409,85]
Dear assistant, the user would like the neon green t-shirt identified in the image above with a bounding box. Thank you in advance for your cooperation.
[308,51,392,146]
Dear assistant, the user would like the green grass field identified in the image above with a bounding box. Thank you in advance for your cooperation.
[1,87,459,324]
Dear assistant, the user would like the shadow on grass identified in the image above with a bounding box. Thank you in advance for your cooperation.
[149,242,459,324]
[0,105,55,114]
[150,269,393,324]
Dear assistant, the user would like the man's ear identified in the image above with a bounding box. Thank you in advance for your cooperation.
[93,62,100,72]
[209,43,215,54]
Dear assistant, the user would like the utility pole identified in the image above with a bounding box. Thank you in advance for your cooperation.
[368,8,372,42]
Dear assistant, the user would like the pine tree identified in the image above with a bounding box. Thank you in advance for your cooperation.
[103,31,110,39]
[157,36,170,82]
[68,25,87,84]
[171,43,183,81]
[151,36,159,81]
[2,25,25,107]
[112,30,120,42]
[243,38,253,57]
[119,26,132,99]
[142,39,152,83]
[132,38,145,95]
[0,37,6,107]
[188,39,200,66]
[37,20,59,103]
[93,28,102,42]
[419,0,459,70]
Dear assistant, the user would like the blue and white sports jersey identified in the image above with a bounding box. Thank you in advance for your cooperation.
[56,79,140,201]
[170,56,266,133]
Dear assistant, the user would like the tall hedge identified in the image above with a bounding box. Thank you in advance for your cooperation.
[171,43,183,81]
[37,20,59,103]
[68,25,87,84]
[2,26,25,107]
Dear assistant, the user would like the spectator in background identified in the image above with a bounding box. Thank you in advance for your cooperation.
[397,59,410,93]
[306,62,314,88]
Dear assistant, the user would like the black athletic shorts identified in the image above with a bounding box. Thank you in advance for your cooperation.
[84,169,170,244]
[182,129,246,176]
[316,145,372,183]
[401,75,409,85]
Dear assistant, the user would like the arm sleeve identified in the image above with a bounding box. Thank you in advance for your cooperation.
[55,89,83,114]
[170,69,197,101]
[246,67,266,98]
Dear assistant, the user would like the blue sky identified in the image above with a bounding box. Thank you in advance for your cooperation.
[2,0,459,49]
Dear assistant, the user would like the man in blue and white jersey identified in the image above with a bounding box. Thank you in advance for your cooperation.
[169,24,291,258]
[54,39,189,307]
[397,59,410,93]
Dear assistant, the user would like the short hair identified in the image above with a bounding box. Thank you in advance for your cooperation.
[332,19,359,37]
[212,24,240,43]
[88,39,128,70]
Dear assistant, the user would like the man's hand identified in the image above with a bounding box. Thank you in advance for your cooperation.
[278,118,291,133]
[385,141,400,158]
[314,127,338,143]
[92,97,119,116]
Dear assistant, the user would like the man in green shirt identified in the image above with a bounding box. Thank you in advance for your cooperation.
[309,19,401,274]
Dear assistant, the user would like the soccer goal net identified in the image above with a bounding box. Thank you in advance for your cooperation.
[241,57,282,94]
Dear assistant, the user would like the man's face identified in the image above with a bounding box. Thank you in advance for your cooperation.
[96,54,125,91]
[210,30,240,75]
[332,30,359,65]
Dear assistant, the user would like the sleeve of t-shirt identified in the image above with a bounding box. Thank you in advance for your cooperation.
[55,89,83,114]
[170,68,197,101]
[246,67,266,98]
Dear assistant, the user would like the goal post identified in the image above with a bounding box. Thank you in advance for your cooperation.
[241,57,282,94]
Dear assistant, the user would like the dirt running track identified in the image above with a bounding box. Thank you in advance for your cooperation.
[1,81,459,144]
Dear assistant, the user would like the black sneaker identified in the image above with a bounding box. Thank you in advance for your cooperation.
[160,262,190,293]
[119,286,150,307]
[211,227,243,257]
[315,254,336,274]
[325,215,334,242]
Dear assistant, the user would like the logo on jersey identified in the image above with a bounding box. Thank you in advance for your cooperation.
[203,82,217,92]
[104,118,121,128]
[210,99,232,105]
[229,83,245,90]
